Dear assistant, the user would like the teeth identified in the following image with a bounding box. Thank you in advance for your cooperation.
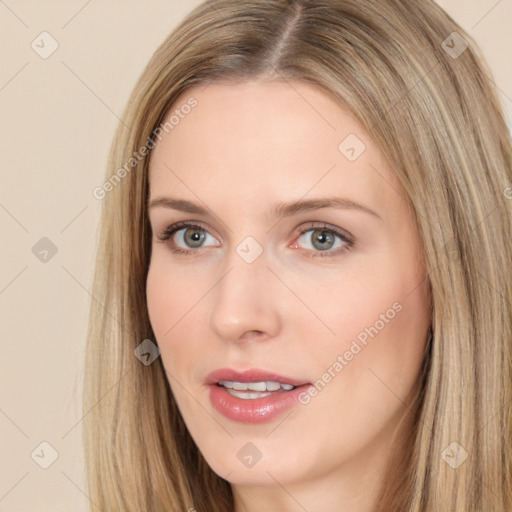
[227,390,274,399]
[218,380,296,392]
[266,381,281,391]
[247,382,267,391]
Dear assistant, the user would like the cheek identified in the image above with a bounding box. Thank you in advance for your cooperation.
[146,262,186,369]
[146,256,203,338]
[146,264,172,339]
[292,261,426,345]
[287,266,429,465]
[146,260,210,376]
[301,246,430,391]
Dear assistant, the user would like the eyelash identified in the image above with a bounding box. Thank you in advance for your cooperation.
[156,221,354,258]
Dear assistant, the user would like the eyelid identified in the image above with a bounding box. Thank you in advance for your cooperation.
[296,222,354,244]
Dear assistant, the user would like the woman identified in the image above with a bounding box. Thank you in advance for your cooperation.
[84,1,512,510]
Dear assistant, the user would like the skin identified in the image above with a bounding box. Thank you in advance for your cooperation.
[146,80,431,512]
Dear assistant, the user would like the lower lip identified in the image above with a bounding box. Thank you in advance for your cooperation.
[208,384,310,423]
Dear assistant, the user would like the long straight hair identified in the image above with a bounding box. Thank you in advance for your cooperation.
[83,1,512,510]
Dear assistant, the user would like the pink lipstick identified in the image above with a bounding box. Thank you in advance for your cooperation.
[206,368,312,423]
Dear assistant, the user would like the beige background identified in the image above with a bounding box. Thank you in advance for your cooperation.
[0,1,510,510]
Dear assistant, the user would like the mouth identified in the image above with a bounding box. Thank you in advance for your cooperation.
[205,368,312,423]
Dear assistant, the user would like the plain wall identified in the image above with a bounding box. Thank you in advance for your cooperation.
[0,1,510,510]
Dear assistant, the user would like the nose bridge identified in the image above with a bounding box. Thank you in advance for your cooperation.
[209,241,281,341]
[221,234,269,297]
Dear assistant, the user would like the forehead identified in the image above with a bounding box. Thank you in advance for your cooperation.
[148,81,403,218]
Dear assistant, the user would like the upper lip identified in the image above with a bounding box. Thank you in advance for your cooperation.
[205,368,310,387]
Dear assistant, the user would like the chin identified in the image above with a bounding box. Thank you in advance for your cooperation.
[197,438,312,487]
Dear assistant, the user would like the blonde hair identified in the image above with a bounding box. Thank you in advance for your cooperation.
[83,0,512,510]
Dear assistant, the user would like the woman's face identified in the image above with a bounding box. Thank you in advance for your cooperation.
[146,80,430,500]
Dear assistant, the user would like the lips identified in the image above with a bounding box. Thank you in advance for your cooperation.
[206,368,312,423]
[205,368,309,387]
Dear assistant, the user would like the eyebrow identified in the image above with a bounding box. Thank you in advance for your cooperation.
[148,196,381,220]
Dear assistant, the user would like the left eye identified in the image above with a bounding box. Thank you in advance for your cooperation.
[292,225,353,257]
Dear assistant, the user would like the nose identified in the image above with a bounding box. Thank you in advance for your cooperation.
[209,249,282,343]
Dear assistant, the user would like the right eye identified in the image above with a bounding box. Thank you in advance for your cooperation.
[157,221,220,255]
